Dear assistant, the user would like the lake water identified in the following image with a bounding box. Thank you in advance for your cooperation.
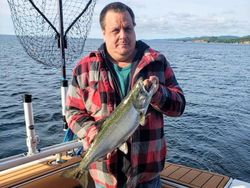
[0,35,249,182]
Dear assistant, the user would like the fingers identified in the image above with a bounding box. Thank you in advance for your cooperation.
[149,76,159,85]
[143,76,159,94]
[82,126,98,149]
[106,152,111,159]
[143,79,152,91]
[106,149,117,159]
[87,126,98,143]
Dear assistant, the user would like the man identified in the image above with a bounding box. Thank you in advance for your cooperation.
[66,2,185,188]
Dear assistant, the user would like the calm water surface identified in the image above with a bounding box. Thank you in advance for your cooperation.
[0,35,249,182]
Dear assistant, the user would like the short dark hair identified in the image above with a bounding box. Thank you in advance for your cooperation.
[99,2,136,30]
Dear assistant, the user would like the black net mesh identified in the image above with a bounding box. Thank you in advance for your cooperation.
[7,0,97,68]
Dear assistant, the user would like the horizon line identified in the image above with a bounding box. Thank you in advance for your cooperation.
[0,33,249,40]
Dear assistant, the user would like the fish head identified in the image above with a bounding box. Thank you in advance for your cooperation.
[131,78,156,114]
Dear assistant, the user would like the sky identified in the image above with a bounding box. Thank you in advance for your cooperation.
[0,0,250,39]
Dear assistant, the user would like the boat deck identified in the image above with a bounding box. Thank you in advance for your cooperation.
[0,155,231,188]
[0,155,81,188]
[161,162,230,188]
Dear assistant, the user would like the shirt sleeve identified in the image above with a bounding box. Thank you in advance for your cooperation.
[65,64,95,141]
[150,54,186,116]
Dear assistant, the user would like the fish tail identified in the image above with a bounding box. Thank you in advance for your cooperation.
[61,167,95,188]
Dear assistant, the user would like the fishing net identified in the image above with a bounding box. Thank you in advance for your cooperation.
[7,0,97,68]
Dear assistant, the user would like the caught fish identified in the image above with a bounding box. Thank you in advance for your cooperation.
[62,78,157,187]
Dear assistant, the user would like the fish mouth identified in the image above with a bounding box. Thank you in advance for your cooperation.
[135,80,156,114]
[141,80,156,97]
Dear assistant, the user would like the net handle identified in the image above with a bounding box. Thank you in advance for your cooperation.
[58,0,66,80]
[29,0,66,79]
[28,0,59,36]
[65,0,93,36]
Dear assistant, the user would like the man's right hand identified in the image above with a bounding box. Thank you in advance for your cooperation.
[82,126,98,149]
[82,125,116,160]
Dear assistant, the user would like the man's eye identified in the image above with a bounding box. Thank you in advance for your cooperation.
[125,27,131,32]
[112,29,119,33]
[125,26,134,32]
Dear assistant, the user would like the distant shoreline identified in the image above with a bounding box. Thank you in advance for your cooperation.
[173,35,250,44]
[1,34,250,44]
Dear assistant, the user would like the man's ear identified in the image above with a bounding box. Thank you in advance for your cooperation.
[102,30,106,42]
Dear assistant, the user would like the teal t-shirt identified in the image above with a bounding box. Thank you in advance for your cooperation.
[112,63,132,98]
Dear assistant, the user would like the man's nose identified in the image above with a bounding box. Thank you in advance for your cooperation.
[119,29,126,38]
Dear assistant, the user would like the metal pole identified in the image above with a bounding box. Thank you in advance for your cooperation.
[58,0,66,80]
[58,0,68,130]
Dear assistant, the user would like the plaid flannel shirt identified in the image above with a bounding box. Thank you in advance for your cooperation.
[66,41,185,188]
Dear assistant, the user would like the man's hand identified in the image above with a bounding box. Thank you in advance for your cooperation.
[82,126,98,149]
[82,126,115,160]
[143,76,159,95]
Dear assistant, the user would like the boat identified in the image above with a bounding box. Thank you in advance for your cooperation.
[0,139,250,188]
[0,60,249,188]
[0,76,249,188]
[0,99,249,188]
[2,1,249,187]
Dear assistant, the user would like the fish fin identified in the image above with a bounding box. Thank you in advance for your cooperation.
[119,142,128,154]
[139,112,146,126]
[61,167,95,188]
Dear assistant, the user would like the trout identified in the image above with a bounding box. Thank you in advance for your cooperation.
[62,78,157,187]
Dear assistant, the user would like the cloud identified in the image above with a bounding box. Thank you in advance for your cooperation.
[0,1,11,16]
[90,0,147,38]
[2,0,249,39]
[135,11,250,39]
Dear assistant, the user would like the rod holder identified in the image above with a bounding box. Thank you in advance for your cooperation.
[61,80,68,131]
[23,94,39,156]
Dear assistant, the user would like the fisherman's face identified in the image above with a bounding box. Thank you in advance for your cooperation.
[102,10,136,62]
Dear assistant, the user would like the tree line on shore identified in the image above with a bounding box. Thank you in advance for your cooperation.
[178,35,250,44]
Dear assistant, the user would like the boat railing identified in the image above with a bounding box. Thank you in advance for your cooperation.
[0,140,82,172]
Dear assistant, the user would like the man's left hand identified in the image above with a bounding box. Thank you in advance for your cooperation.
[143,76,159,95]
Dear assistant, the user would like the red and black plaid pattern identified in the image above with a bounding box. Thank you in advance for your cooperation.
[66,41,185,187]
